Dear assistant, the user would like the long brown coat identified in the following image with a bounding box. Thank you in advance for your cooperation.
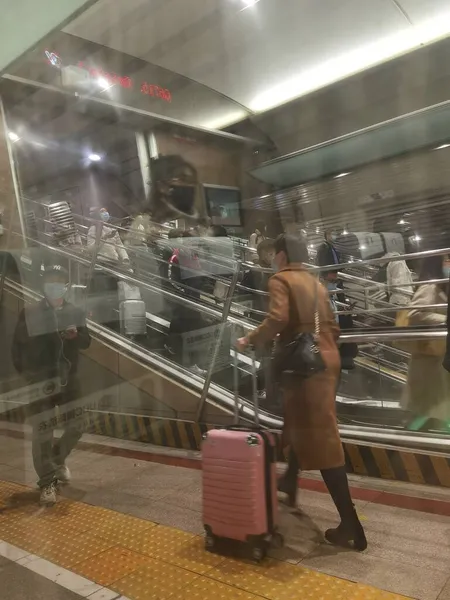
[247,264,344,471]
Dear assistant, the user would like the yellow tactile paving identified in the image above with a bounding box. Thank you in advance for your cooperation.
[0,479,408,600]
[73,546,150,586]
[110,559,200,600]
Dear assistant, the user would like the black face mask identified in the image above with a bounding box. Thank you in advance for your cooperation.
[169,185,196,214]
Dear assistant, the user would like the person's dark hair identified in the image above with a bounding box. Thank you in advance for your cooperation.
[274,233,308,264]
[255,220,265,234]
[209,225,227,237]
[419,255,444,285]
[256,238,275,257]
[151,154,197,183]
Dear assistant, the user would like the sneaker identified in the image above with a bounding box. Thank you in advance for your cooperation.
[40,482,57,506]
[56,465,71,484]
[190,364,206,376]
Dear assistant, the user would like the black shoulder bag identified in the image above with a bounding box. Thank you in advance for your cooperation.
[273,277,326,380]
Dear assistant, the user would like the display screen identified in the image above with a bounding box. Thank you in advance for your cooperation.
[204,185,242,227]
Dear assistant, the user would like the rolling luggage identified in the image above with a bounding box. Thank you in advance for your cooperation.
[119,300,146,336]
[202,347,283,561]
[118,280,142,302]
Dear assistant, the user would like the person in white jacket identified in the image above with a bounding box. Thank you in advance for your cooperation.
[385,251,414,306]
[87,208,129,265]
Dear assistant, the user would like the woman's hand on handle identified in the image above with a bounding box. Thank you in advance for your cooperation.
[236,337,249,352]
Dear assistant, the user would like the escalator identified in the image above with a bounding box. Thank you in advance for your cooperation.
[2,236,450,460]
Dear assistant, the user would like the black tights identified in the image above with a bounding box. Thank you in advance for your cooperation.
[284,448,355,523]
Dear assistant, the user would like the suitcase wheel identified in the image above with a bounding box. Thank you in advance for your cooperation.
[272,531,284,549]
[205,534,216,552]
[251,543,266,563]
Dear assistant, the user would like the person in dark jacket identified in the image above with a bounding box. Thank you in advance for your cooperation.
[12,265,91,506]
[317,230,341,279]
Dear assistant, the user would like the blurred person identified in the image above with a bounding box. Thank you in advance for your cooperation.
[150,155,199,222]
[241,239,275,320]
[11,265,91,506]
[87,207,130,266]
[249,220,266,250]
[236,234,366,551]
[402,254,450,431]
[166,231,205,372]
[385,252,414,306]
[241,239,276,405]
[317,230,341,280]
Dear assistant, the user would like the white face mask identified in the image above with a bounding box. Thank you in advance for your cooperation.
[44,282,67,302]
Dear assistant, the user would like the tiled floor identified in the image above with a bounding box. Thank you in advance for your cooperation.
[0,432,450,599]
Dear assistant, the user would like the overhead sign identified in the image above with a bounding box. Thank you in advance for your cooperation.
[0,1,96,75]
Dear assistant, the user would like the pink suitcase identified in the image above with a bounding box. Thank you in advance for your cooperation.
[202,348,283,561]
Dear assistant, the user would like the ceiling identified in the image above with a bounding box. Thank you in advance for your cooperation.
[62,0,450,128]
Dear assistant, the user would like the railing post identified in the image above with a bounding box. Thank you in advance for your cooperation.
[195,260,241,423]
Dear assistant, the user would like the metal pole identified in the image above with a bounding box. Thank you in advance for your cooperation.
[196,261,241,422]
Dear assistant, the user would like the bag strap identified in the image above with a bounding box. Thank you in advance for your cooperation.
[313,277,320,340]
[277,271,321,339]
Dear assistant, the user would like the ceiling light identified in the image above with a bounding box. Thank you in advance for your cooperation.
[398,219,405,225]
[250,11,450,112]
[414,235,421,242]
[241,0,261,7]
[435,143,450,150]
[88,153,102,162]
[201,109,248,130]
[8,132,20,142]
[343,229,349,235]
[334,172,351,179]
[97,77,113,91]
[360,245,367,250]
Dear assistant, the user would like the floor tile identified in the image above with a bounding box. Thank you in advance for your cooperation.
[73,546,150,586]
[0,540,30,561]
[437,576,450,599]
[111,559,200,600]
[303,544,448,600]
[21,556,102,597]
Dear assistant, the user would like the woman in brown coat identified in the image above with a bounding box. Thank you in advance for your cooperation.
[237,234,367,551]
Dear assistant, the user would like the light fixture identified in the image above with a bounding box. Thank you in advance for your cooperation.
[201,109,248,130]
[414,235,421,242]
[250,11,450,113]
[334,172,351,179]
[241,0,261,8]
[435,143,450,150]
[360,245,367,250]
[342,229,349,235]
[88,153,102,162]
[8,132,20,142]
[398,219,405,225]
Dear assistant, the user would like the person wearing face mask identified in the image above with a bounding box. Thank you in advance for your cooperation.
[401,254,450,432]
[236,234,366,551]
[317,230,341,280]
[11,265,91,506]
[87,207,130,266]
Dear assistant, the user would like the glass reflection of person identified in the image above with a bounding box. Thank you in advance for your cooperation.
[403,254,450,432]
[11,265,91,506]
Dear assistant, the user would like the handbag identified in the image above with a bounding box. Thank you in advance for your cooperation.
[273,278,326,379]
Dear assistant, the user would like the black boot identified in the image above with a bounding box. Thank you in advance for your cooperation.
[325,510,367,551]
[321,466,367,551]
[278,448,299,507]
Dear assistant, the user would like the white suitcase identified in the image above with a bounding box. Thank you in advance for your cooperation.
[119,300,146,336]
[118,280,142,302]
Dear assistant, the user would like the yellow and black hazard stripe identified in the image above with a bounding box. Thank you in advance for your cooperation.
[85,411,450,488]
[342,442,450,487]
[3,406,450,488]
